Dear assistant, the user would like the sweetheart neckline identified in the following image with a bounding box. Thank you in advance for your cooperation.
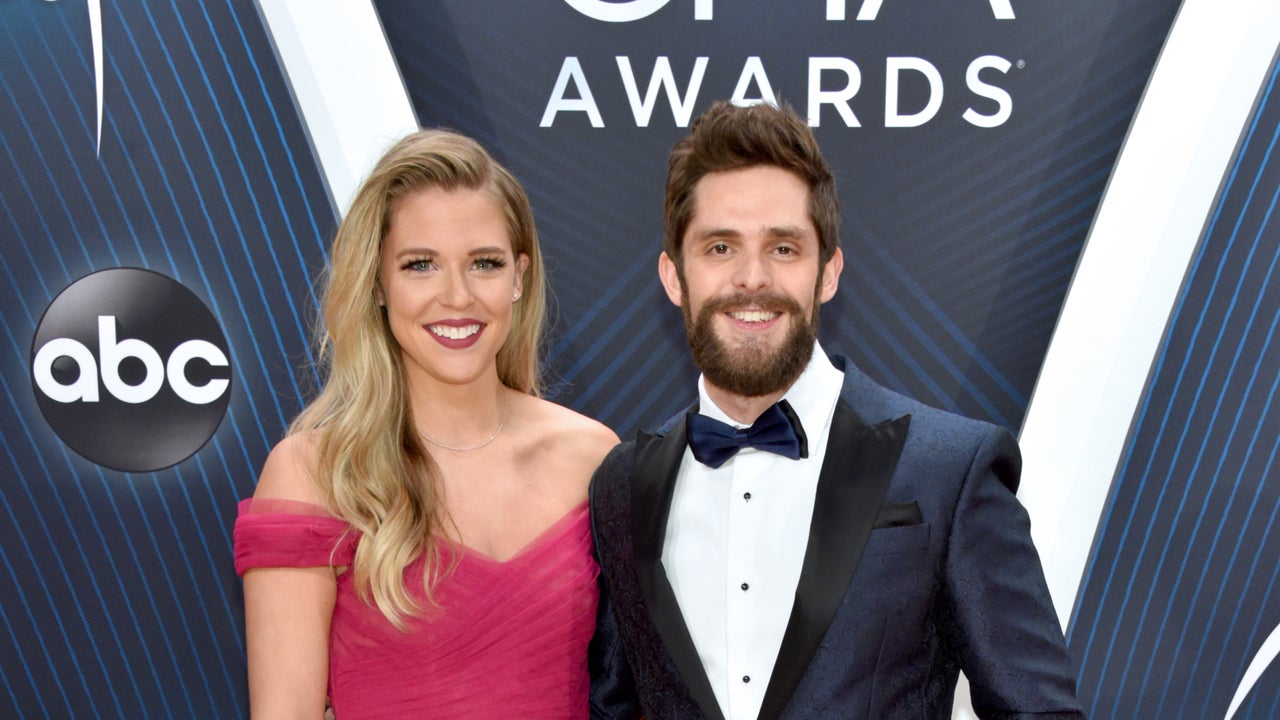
[442,499,589,565]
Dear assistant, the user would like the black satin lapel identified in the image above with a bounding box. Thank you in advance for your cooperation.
[631,423,687,573]
[757,402,911,720]
[632,421,726,720]
[647,570,725,720]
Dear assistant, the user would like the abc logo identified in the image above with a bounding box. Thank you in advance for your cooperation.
[30,268,232,473]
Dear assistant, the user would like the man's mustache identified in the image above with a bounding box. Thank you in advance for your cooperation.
[698,291,803,316]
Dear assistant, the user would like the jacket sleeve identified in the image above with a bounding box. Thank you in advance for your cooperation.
[588,457,643,720]
[941,426,1087,720]
[589,575,642,720]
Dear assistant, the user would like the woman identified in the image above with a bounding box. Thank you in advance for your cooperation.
[234,130,618,719]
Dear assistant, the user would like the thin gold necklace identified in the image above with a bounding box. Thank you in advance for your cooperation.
[417,422,501,450]
[419,419,504,452]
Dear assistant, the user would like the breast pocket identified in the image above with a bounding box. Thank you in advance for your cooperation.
[862,522,931,557]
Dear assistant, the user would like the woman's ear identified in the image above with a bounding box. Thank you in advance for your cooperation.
[513,253,531,301]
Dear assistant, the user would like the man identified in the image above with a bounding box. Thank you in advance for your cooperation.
[588,101,1084,720]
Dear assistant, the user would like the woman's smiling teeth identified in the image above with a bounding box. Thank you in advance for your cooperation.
[428,323,482,340]
[729,310,779,323]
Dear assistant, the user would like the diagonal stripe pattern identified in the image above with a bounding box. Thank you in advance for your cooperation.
[1070,50,1280,720]
[0,1,332,716]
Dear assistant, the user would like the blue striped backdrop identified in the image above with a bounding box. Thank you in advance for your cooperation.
[15,1,1280,718]
[1,1,329,716]
[1070,49,1280,720]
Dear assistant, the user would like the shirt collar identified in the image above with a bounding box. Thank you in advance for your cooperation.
[696,341,845,433]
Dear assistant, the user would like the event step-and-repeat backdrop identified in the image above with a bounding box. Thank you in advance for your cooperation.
[1,0,1278,717]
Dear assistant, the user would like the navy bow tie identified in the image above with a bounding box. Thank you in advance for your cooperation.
[686,400,809,469]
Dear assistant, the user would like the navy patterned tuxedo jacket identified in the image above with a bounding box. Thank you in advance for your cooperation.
[588,355,1085,720]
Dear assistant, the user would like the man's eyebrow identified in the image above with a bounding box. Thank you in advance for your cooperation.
[691,227,742,241]
[764,225,808,239]
[692,225,809,239]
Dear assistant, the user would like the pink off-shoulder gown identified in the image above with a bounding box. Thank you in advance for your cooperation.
[234,498,598,719]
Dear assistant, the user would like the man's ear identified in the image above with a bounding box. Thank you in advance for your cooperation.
[658,251,684,307]
[818,247,843,304]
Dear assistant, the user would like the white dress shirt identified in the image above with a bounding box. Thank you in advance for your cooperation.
[661,342,845,720]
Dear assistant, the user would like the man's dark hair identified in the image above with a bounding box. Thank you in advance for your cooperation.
[663,101,840,268]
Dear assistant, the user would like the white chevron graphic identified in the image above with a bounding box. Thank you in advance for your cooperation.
[87,0,101,155]
[1226,623,1280,720]
[45,0,103,154]
[255,0,416,214]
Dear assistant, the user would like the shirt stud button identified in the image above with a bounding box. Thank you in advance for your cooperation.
[743,492,752,501]
[741,582,749,591]
[743,675,751,683]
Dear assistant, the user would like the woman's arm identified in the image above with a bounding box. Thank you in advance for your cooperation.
[243,436,336,720]
[244,565,335,719]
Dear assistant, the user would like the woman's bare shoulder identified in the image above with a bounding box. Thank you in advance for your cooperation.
[520,396,619,468]
[253,432,325,505]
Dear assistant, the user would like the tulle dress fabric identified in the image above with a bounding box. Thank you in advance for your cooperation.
[234,497,598,719]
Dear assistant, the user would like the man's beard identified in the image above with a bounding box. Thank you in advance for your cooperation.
[684,290,818,397]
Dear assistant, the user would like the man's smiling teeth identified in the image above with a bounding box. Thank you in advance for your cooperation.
[429,324,481,340]
[730,310,779,323]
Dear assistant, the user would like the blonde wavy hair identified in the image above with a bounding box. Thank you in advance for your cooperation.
[290,129,546,627]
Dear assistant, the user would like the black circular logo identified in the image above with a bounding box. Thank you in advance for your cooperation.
[30,268,232,473]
